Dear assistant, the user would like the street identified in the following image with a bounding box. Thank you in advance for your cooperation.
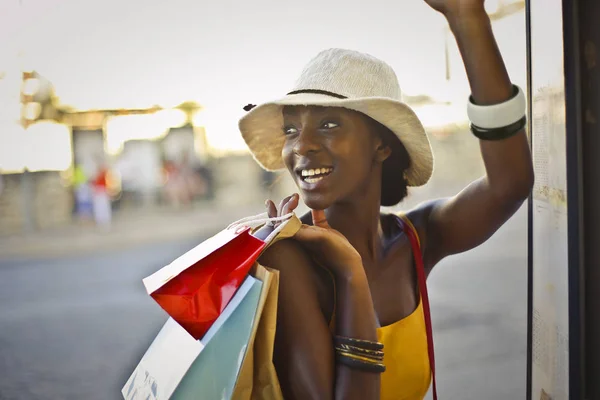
[0,206,528,400]
[427,205,528,400]
[0,238,200,400]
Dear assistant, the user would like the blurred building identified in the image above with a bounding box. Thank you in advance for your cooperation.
[0,1,526,236]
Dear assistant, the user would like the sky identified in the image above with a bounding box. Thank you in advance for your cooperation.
[6,0,450,105]
[1,0,450,147]
[0,0,526,165]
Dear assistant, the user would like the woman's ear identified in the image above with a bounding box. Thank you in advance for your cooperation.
[375,143,392,163]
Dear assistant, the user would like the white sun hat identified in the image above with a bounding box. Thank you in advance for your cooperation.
[239,48,434,188]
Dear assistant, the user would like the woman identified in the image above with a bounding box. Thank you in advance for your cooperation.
[241,1,534,399]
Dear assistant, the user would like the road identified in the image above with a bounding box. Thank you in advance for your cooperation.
[426,205,528,400]
[0,206,528,400]
[0,238,201,400]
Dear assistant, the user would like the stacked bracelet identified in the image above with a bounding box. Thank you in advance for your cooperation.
[334,336,386,373]
[470,116,527,141]
[467,84,527,141]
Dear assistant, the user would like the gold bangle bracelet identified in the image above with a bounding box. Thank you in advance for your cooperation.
[336,343,384,360]
[336,350,382,365]
[334,335,384,351]
[335,351,386,373]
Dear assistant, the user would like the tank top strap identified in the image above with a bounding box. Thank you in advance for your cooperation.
[396,213,421,247]
[395,213,438,400]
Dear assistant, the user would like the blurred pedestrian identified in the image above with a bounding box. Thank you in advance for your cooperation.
[242,1,534,398]
[72,164,93,221]
[163,158,188,208]
[164,151,207,208]
[92,161,112,229]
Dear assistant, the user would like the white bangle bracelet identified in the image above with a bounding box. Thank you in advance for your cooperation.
[467,85,526,129]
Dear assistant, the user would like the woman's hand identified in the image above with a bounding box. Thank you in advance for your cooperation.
[423,0,485,19]
[263,196,363,278]
[294,210,363,279]
[265,193,300,227]
[253,194,300,241]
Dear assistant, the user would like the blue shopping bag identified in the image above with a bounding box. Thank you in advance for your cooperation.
[122,276,263,400]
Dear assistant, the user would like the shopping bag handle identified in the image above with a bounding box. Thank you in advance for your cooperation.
[227,212,294,230]
[227,212,295,243]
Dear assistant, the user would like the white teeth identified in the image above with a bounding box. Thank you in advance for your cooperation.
[300,167,333,184]
[300,167,332,177]
[305,176,324,183]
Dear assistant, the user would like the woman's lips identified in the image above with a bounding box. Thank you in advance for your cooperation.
[297,168,334,191]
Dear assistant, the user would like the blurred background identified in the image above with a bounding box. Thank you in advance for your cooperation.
[0,0,527,399]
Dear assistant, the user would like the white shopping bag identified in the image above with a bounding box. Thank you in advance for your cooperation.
[122,276,263,400]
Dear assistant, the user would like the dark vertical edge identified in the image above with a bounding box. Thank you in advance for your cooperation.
[525,1,533,399]
[578,0,600,397]
[562,0,585,399]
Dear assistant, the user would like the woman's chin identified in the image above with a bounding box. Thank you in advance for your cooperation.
[301,193,333,211]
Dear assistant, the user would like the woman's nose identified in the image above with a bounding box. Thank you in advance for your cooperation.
[293,128,321,156]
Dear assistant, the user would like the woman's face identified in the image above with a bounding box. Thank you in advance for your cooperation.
[281,106,389,210]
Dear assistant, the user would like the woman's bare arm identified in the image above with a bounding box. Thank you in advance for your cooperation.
[413,4,534,268]
[259,238,380,400]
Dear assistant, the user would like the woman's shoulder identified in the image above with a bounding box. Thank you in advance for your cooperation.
[259,236,312,268]
[380,205,434,252]
[259,233,335,319]
[259,230,322,280]
[395,205,430,227]
[398,202,443,267]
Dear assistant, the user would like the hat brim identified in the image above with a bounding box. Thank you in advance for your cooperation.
[239,92,433,187]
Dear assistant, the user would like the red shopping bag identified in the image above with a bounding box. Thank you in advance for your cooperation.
[143,224,266,340]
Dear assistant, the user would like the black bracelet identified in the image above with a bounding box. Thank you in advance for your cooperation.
[470,115,527,141]
[336,352,386,373]
[334,335,384,351]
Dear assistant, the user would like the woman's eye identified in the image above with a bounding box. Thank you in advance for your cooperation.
[283,126,298,135]
[321,121,339,129]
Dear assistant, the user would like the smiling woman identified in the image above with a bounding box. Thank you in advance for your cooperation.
[238,1,533,399]
[280,106,411,210]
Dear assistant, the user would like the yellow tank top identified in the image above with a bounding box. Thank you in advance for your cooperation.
[376,299,431,400]
[329,298,431,400]
[328,214,431,399]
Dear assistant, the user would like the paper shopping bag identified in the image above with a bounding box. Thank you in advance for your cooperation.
[122,275,263,400]
[143,224,266,340]
[232,264,279,400]
[232,215,302,400]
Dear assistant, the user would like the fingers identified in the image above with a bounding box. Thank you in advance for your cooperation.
[266,193,299,221]
[311,209,331,229]
[282,193,299,215]
[265,199,277,218]
[278,195,293,216]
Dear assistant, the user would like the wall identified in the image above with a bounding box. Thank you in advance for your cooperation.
[0,172,72,236]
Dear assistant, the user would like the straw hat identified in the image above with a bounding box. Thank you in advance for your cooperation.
[239,48,434,194]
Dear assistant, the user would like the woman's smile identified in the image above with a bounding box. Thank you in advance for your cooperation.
[296,166,335,190]
[281,105,384,209]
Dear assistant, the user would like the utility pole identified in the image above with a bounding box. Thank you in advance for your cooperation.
[19,70,36,233]
[17,0,37,233]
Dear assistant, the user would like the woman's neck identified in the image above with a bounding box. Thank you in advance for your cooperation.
[326,192,384,266]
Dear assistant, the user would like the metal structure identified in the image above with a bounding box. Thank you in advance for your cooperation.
[527,0,600,399]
